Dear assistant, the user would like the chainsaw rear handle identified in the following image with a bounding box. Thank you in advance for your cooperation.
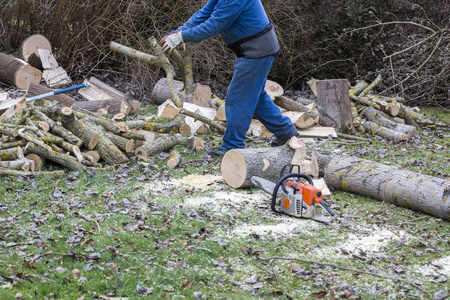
[271,173,313,213]
[319,201,335,217]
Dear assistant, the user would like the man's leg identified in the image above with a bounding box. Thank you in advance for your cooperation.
[220,56,276,150]
[253,88,298,141]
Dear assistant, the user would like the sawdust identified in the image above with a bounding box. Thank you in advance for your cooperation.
[341,228,407,253]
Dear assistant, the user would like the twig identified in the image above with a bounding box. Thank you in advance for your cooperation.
[259,256,430,294]
[75,211,101,234]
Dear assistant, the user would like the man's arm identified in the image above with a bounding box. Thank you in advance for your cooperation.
[181,0,246,43]
[175,0,217,32]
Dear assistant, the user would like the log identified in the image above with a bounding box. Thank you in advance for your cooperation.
[88,77,141,113]
[167,149,181,168]
[316,79,354,133]
[135,134,196,157]
[324,155,450,221]
[0,146,24,160]
[32,107,83,147]
[179,108,226,133]
[26,82,75,106]
[0,158,35,171]
[24,142,85,171]
[99,126,134,153]
[247,119,273,138]
[0,167,64,177]
[0,53,42,89]
[54,107,100,149]
[274,95,310,113]
[221,145,295,188]
[82,119,129,165]
[25,153,45,170]
[72,99,126,115]
[150,78,212,107]
[42,66,72,87]
[264,80,284,100]
[158,99,180,119]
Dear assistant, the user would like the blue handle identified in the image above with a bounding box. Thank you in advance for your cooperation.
[26,83,90,102]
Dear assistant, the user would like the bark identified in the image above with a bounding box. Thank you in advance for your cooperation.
[0,53,42,89]
[0,146,24,160]
[316,79,355,133]
[221,145,295,188]
[274,95,310,113]
[135,134,196,157]
[361,120,409,142]
[324,155,450,221]
[72,99,127,115]
[82,119,129,165]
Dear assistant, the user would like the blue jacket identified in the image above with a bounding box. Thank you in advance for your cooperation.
[177,0,270,45]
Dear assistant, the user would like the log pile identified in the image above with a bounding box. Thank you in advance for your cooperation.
[346,75,444,141]
[0,94,204,174]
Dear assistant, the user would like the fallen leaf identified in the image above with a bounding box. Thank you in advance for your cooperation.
[310,291,327,298]
[182,281,193,289]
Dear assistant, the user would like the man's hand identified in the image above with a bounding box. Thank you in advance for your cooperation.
[158,31,184,53]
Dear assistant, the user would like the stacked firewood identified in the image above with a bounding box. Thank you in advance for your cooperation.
[0,83,205,174]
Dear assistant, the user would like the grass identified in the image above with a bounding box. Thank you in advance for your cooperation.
[0,105,449,300]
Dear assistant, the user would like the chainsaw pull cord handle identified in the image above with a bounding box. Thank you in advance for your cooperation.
[271,173,313,213]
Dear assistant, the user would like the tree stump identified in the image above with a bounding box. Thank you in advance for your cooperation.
[316,79,354,133]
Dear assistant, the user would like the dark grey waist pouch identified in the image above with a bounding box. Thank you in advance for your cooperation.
[228,23,280,59]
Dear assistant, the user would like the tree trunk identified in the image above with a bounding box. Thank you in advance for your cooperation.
[221,145,295,188]
[324,155,450,221]
[24,142,85,171]
[316,79,354,133]
[0,53,42,89]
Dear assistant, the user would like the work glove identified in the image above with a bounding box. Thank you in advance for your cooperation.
[159,31,184,53]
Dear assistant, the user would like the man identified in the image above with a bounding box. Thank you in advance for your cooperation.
[159,0,298,156]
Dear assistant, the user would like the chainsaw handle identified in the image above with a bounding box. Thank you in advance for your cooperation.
[271,173,314,213]
[319,201,335,217]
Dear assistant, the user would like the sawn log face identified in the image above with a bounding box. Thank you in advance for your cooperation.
[324,155,450,221]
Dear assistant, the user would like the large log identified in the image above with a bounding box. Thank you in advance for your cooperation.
[324,155,450,221]
[0,53,42,89]
[221,146,295,188]
[24,142,85,171]
[316,79,354,133]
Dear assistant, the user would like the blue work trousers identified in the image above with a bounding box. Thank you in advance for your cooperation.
[221,55,298,150]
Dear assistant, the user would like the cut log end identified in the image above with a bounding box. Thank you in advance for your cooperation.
[88,133,100,150]
[21,34,52,61]
[221,150,247,189]
[16,65,42,90]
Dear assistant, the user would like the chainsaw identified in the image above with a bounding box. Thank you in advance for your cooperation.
[251,164,335,224]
